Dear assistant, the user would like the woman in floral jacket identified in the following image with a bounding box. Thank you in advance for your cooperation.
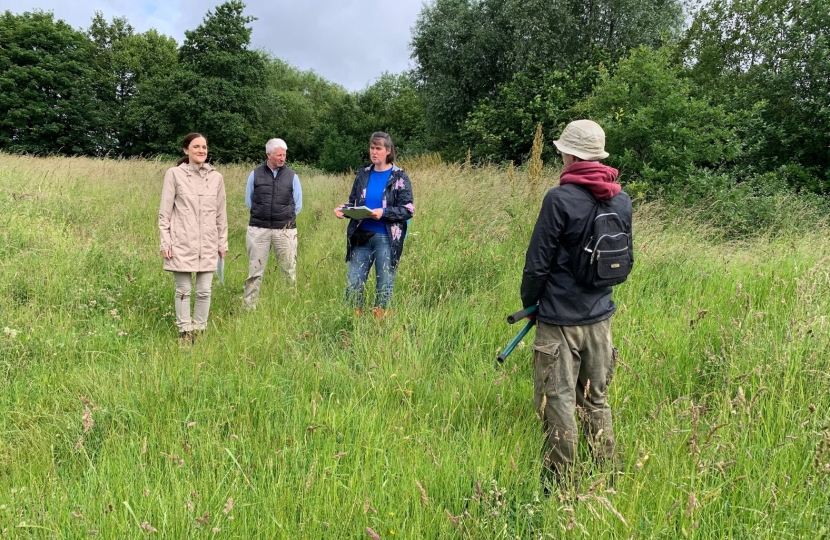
[334,132,415,317]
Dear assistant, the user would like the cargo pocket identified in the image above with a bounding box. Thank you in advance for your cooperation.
[533,340,561,399]
[533,339,560,423]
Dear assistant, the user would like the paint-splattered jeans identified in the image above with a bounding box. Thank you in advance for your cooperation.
[532,318,617,485]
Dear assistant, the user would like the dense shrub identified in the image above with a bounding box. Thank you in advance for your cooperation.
[577,47,742,191]
[679,0,830,193]
[462,53,607,163]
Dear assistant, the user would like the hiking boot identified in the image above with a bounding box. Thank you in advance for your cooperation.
[178,331,193,348]
[372,307,391,320]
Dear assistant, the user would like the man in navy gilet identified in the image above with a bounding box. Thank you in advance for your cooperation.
[243,138,303,309]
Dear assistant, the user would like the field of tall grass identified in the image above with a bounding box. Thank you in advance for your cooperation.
[0,152,828,538]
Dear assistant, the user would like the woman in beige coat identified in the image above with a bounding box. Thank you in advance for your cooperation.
[158,132,228,344]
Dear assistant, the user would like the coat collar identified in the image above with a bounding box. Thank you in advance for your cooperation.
[363,163,401,172]
[179,162,215,175]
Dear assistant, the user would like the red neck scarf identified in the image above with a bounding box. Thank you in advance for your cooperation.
[559,161,621,200]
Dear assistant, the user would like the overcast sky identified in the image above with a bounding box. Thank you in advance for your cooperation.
[3,0,426,90]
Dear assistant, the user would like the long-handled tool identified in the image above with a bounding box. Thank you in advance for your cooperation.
[497,305,537,363]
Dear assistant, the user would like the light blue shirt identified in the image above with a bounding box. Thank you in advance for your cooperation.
[245,167,303,214]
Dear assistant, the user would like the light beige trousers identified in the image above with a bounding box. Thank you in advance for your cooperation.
[243,226,297,307]
[532,318,617,484]
[173,271,213,332]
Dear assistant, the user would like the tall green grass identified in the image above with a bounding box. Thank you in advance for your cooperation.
[0,153,828,538]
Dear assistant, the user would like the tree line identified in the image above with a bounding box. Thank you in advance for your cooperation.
[1,0,828,203]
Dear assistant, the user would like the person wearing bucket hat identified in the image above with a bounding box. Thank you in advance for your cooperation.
[520,119,633,494]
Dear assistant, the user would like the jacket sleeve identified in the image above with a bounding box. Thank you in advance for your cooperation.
[293,174,302,215]
[216,174,229,252]
[245,171,254,209]
[346,171,362,206]
[384,171,415,222]
[158,169,176,251]
[521,190,564,308]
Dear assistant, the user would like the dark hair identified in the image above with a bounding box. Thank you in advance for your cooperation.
[177,132,207,166]
[369,131,395,164]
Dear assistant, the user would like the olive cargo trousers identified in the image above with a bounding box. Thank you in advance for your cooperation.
[532,318,617,485]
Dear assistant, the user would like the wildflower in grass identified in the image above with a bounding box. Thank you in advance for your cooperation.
[82,408,94,433]
[415,479,429,506]
[140,521,157,533]
[222,498,233,514]
[445,509,461,528]
[79,396,99,410]
[3,327,19,338]
[685,492,697,518]
[366,527,380,540]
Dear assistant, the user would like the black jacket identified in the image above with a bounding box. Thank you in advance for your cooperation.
[521,184,632,326]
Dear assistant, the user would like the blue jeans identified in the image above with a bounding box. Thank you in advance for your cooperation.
[345,234,397,308]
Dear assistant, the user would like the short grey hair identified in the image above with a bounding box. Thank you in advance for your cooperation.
[265,138,288,154]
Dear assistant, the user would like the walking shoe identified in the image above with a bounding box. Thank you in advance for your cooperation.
[178,331,193,348]
[372,307,391,320]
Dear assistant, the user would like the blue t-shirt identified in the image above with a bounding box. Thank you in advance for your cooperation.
[359,168,393,234]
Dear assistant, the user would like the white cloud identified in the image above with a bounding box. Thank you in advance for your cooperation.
[5,0,424,90]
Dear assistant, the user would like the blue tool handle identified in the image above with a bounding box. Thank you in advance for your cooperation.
[497,318,536,363]
[507,305,538,324]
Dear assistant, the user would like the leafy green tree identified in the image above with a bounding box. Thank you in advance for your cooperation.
[411,0,685,154]
[577,47,742,192]
[679,0,830,192]
[313,93,366,172]
[87,13,177,154]
[127,1,265,162]
[357,72,428,158]
[255,56,352,164]
[0,11,104,154]
[462,50,609,163]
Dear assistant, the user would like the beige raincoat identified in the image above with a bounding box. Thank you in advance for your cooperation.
[158,163,228,272]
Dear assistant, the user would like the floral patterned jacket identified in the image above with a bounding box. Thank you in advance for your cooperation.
[344,164,415,268]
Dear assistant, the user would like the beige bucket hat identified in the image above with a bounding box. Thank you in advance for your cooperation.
[553,119,609,161]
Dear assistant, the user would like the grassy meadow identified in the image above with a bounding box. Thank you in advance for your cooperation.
[0,152,828,538]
